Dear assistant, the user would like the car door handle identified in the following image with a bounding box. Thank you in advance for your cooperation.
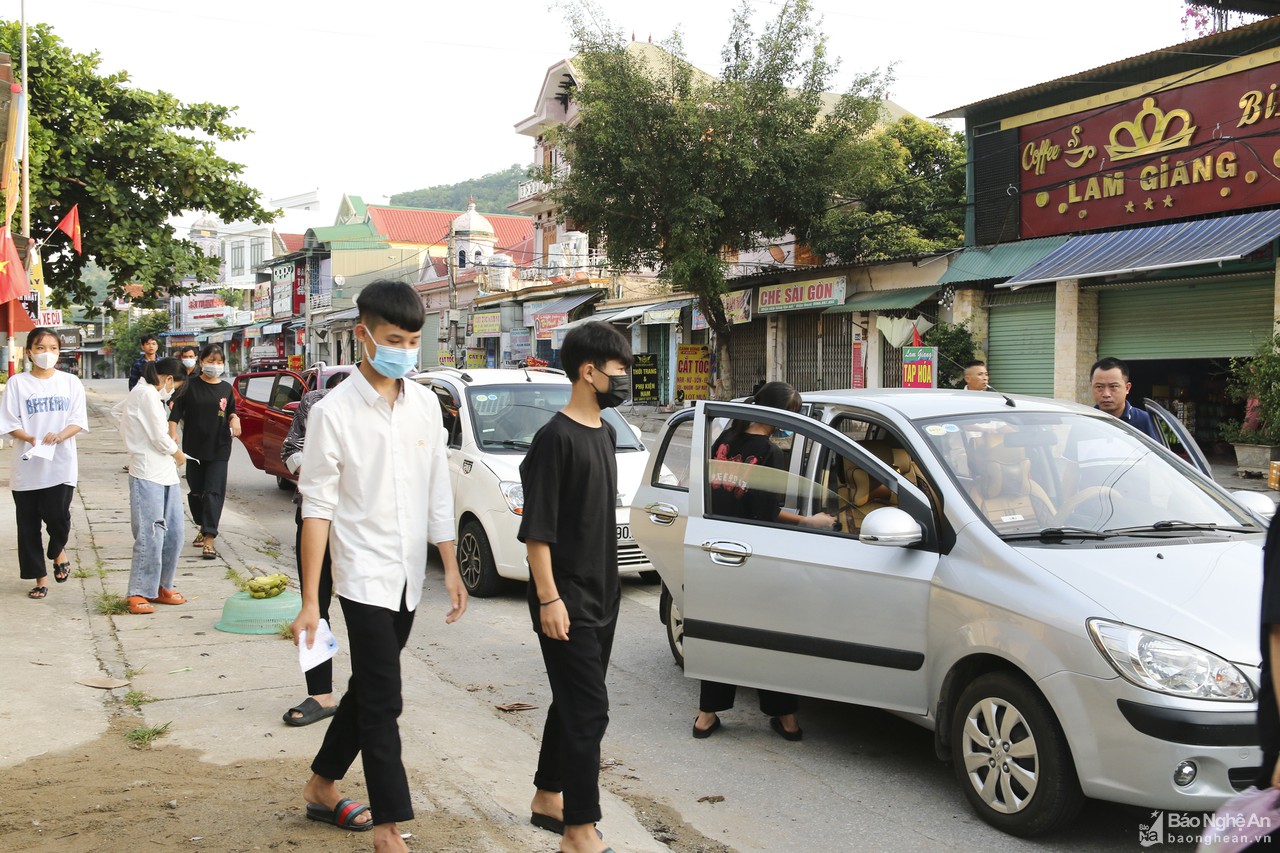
[645,502,680,525]
[701,540,752,566]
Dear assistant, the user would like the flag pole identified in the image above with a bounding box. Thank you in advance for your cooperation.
[6,0,26,376]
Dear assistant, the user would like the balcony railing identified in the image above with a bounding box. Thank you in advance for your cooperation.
[516,165,569,202]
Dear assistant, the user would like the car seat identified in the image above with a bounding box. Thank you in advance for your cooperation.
[968,446,1057,532]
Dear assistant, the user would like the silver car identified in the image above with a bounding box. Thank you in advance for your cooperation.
[633,389,1274,837]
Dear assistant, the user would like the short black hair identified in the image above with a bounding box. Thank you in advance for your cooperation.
[143,357,186,386]
[27,326,58,349]
[324,371,347,390]
[560,320,632,381]
[356,279,424,332]
[1090,357,1129,381]
[198,343,225,362]
[177,345,198,358]
[139,334,158,346]
[965,360,986,369]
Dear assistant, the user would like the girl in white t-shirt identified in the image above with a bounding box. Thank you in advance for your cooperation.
[0,328,89,599]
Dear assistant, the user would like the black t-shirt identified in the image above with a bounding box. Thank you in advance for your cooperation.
[518,412,619,631]
[168,379,236,461]
[708,431,785,522]
[1257,517,1280,760]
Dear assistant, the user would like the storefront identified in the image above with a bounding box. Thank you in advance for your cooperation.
[530,292,599,368]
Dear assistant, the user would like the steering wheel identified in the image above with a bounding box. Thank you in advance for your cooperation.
[1055,486,1120,528]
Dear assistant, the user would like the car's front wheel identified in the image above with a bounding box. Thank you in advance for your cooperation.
[659,584,684,668]
[950,672,1082,837]
[457,520,503,597]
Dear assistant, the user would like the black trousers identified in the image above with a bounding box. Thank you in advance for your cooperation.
[534,614,617,827]
[311,590,415,826]
[185,458,228,538]
[295,506,334,696]
[699,680,800,717]
[14,484,75,580]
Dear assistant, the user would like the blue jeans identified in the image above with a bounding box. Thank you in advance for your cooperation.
[128,477,184,598]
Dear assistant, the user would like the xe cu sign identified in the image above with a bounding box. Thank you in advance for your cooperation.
[1018,55,1280,237]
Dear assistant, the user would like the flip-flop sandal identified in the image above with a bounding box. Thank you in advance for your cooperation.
[53,562,71,583]
[147,587,186,605]
[192,533,205,547]
[530,813,603,838]
[27,586,47,599]
[283,697,338,727]
[202,546,218,560]
[127,596,155,614]
[305,798,372,832]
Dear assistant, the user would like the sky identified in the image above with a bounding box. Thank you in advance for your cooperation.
[4,0,1207,227]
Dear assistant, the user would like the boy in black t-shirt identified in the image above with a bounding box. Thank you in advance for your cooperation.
[519,321,631,853]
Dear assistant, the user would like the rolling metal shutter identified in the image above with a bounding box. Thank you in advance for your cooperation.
[421,312,440,367]
[727,320,768,399]
[1096,276,1274,359]
[786,312,821,392]
[986,289,1055,396]
[822,313,855,391]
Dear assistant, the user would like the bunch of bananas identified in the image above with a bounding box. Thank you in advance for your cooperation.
[247,573,289,599]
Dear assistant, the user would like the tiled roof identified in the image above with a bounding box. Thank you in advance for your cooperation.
[279,233,304,254]
[366,205,534,258]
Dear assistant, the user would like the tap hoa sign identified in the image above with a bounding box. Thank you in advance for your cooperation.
[1017,55,1280,236]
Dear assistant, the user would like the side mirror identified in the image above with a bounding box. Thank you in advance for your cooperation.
[859,507,924,547]
[1232,490,1275,523]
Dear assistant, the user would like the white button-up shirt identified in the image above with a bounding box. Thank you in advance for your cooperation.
[114,381,180,486]
[298,368,454,612]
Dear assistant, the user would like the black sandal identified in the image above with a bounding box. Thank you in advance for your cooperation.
[53,562,71,583]
[28,586,47,599]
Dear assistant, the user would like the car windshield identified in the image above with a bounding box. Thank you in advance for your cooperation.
[466,385,644,452]
[915,411,1258,539]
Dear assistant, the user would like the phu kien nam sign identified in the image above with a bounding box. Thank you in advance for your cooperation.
[1016,54,1280,237]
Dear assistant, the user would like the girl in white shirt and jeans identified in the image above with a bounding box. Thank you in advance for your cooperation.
[0,327,88,600]
[116,357,189,614]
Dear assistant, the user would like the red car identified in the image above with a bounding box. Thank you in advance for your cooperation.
[232,364,355,489]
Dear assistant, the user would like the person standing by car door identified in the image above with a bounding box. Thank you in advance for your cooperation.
[1090,357,1162,441]
[279,370,348,727]
[520,321,632,853]
[692,381,836,743]
[168,344,240,560]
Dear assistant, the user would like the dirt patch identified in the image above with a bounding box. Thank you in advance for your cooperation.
[0,712,522,853]
[615,792,734,853]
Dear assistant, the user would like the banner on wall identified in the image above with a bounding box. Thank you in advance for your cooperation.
[851,330,865,389]
[466,348,487,369]
[675,344,710,401]
[902,346,937,389]
[472,311,501,337]
[758,276,845,314]
[632,353,659,404]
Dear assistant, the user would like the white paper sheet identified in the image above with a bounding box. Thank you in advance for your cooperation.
[297,618,339,673]
[21,441,57,462]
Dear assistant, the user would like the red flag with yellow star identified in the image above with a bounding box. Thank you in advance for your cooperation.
[0,227,28,303]
[55,204,82,254]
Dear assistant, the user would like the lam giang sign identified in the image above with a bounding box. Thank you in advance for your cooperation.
[1017,55,1280,237]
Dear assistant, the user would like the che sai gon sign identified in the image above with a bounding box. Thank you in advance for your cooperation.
[1017,52,1280,236]
[757,276,845,313]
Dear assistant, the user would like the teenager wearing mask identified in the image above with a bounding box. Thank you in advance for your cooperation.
[0,328,89,599]
[116,357,188,614]
[168,344,240,559]
[692,381,835,742]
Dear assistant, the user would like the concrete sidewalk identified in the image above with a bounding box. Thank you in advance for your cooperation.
[0,382,669,852]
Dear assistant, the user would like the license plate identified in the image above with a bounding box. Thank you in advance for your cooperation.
[616,524,631,542]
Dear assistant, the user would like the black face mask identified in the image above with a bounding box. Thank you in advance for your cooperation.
[594,372,631,409]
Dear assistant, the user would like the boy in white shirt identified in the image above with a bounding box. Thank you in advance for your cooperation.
[115,357,189,614]
[291,280,467,851]
[0,327,88,599]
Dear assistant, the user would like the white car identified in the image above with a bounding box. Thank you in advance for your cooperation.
[415,366,654,596]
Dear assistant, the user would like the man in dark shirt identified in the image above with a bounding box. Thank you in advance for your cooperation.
[1090,356,1162,442]
[1257,516,1280,788]
[127,334,159,391]
[519,321,631,851]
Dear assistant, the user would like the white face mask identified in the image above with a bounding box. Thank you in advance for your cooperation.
[201,363,224,379]
[157,381,174,402]
[32,351,58,370]
[181,358,197,369]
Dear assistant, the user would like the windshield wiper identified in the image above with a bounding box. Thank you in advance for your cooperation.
[1001,526,1115,542]
[1106,520,1257,534]
[495,439,532,449]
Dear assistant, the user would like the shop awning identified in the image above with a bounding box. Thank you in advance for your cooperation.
[937,237,1069,284]
[550,312,621,348]
[642,299,691,324]
[532,292,598,319]
[263,322,285,335]
[316,307,360,325]
[600,304,653,325]
[1002,208,1280,289]
[824,285,941,314]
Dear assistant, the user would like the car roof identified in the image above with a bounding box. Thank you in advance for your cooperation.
[798,388,1098,420]
[414,367,570,387]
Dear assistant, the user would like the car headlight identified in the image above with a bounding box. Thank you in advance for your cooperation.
[1088,619,1254,701]
[499,481,524,515]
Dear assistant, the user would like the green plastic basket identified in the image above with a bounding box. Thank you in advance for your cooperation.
[214,590,302,635]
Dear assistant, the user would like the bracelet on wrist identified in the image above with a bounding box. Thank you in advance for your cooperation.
[539,596,561,607]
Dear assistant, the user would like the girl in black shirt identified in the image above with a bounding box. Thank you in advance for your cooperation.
[693,382,835,742]
[168,344,240,559]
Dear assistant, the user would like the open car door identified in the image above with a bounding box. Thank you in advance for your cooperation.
[1144,397,1212,478]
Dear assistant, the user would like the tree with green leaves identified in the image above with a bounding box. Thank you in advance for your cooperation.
[809,116,966,263]
[391,164,528,212]
[1,21,274,308]
[547,1,889,396]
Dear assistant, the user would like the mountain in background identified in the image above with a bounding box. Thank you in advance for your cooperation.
[391,164,529,213]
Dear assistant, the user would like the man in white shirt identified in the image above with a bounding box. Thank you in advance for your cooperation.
[291,280,467,851]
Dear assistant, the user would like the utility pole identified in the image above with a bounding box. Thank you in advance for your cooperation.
[447,229,458,367]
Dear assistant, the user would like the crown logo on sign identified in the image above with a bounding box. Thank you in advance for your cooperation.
[1105,97,1197,161]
